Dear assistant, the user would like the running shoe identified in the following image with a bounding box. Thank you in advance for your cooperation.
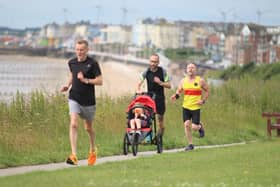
[199,123,205,138]
[66,154,78,165]
[184,144,194,151]
[88,151,97,166]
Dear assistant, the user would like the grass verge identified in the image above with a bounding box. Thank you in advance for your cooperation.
[0,140,279,186]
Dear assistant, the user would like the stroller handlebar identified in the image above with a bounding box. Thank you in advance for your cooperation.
[135,92,156,100]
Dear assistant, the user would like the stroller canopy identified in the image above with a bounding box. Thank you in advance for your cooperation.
[126,95,156,113]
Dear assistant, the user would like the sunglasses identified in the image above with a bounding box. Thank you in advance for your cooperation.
[150,60,159,63]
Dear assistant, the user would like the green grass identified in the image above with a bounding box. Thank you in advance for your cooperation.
[0,140,279,187]
[0,75,279,168]
[0,67,280,185]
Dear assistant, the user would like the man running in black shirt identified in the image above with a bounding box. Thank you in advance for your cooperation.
[136,53,171,137]
[61,39,102,166]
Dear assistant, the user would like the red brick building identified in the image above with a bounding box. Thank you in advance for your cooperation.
[233,24,272,65]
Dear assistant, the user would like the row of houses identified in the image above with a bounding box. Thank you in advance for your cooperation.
[2,18,280,65]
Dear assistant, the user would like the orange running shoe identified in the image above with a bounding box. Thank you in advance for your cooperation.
[66,154,78,165]
[88,151,97,166]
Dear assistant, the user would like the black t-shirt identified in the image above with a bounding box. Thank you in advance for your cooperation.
[142,67,166,98]
[68,56,101,106]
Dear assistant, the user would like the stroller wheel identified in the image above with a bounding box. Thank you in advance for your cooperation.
[132,133,139,156]
[123,133,130,155]
[156,134,163,154]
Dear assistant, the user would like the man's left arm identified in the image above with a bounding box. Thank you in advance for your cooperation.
[87,75,103,86]
[79,62,103,86]
[154,70,171,89]
[89,62,103,86]
[159,80,171,89]
[200,78,209,104]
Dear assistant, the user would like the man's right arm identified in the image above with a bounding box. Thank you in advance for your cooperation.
[171,79,183,101]
[136,79,144,94]
[136,71,146,93]
[61,73,73,92]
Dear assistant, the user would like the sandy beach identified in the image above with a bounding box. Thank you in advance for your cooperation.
[98,61,147,97]
[0,55,147,98]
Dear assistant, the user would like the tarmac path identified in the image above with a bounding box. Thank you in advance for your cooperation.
[0,142,245,177]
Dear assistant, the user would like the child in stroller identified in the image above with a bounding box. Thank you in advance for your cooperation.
[123,93,163,156]
[129,103,148,135]
[126,94,155,135]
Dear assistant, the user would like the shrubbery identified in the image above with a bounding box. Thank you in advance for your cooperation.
[219,62,280,80]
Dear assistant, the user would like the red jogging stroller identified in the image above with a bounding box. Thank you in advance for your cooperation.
[123,92,163,156]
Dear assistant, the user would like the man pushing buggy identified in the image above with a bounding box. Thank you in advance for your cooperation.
[136,53,171,138]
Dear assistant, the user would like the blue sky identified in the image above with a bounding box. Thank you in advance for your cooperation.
[1,0,280,29]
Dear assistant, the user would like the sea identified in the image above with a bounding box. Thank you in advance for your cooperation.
[0,58,68,102]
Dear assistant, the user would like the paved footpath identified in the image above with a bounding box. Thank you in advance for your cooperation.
[0,142,245,177]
